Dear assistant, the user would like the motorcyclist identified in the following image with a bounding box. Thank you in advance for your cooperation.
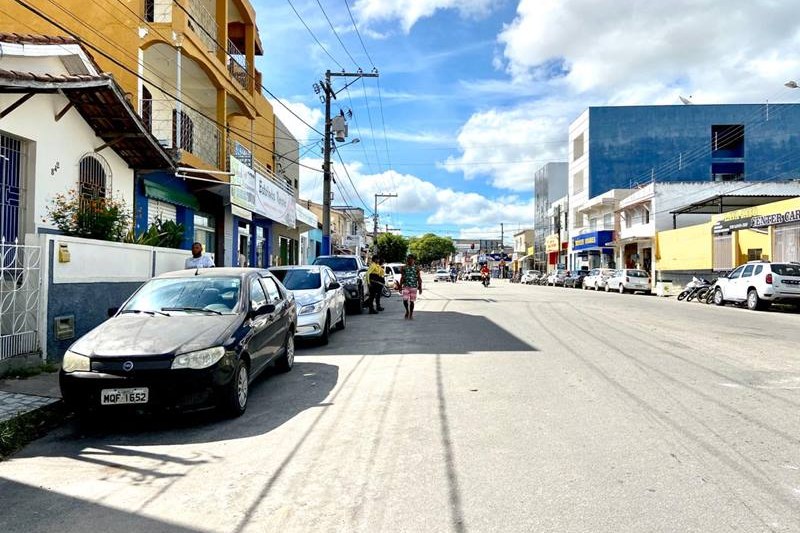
[480,263,490,286]
[449,266,457,283]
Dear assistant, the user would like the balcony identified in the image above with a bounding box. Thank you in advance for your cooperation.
[187,0,219,55]
[146,98,222,168]
[228,142,295,197]
[226,39,249,91]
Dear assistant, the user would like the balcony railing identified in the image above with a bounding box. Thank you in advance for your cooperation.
[227,39,249,90]
[187,0,219,54]
[146,98,221,168]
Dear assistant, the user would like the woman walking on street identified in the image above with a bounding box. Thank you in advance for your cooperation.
[400,254,422,320]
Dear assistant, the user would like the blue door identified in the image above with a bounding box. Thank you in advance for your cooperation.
[0,134,22,245]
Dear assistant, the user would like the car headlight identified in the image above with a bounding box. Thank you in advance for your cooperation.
[62,350,90,373]
[299,300,326,315]
[341,277,358,286]
[171,346,226,370]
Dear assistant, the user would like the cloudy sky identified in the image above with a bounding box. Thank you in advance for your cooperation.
[254,0,800,242]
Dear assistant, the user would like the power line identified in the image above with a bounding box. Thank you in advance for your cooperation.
[335,147,374,214]
[314,0,359,68]
[15,0,322,174]
[286,0,344,70]
[343,0,374,67]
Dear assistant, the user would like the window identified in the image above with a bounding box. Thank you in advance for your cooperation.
[747,248,762,262]
[172,109,194,152]
[741,265,754,278]
[78,154,108,201]
[261,277,283,303]
[148,199,177,225]
[572,209,583,229]
[573,170,584,193]
[250,278,267,308]
[711,124,744,156]
[773,222,800,262]
[644,207,650,224]
[728,265,745,279]
[603,213,613,228]
[194,212,216,255]
[572,133,584,161]
[754,265,763,275]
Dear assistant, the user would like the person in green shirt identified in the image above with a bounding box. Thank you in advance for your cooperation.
[399,254,423,320]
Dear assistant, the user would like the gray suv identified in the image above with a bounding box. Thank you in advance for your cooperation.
[312,255,370,314]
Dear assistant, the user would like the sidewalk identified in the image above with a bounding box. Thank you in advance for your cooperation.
[0,371,63,458]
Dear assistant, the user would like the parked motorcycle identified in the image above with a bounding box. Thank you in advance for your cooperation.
[677,276,711,301]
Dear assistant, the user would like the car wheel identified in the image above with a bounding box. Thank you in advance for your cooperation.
[618,284,625,294]
[337,307,347,330]
[713,288,725,306]
[320,313,331,345]
[275,333,295,373]
[223,359,249,417]
[747,289,768,311]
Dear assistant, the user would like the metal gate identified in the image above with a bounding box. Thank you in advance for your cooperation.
[1,133,22,246]
[0,242,41,360]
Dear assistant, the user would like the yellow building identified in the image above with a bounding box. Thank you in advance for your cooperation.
[2,0,297,266]
[656,197,800,284]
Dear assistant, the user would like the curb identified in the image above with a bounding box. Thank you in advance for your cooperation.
[0,399,68,460]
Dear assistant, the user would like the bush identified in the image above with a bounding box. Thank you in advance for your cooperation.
[125,217,186,249]
[46,189,131,242]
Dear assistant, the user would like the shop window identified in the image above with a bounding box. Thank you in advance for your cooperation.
[747,248,763,262]
[773,222,800,262]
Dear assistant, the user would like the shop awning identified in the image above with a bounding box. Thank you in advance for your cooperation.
[144,179,199,210]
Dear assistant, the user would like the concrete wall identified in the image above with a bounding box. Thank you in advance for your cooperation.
[656,223,713,272]
[38,234,204,362]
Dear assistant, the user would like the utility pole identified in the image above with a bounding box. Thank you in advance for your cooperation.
[372,192,398,243]
[320,69,379,256]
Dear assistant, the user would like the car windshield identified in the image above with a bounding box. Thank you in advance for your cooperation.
[628,270,649,277]
[314,257,359,271]
[771,264,800,276]
[122,277,241,315]
[271,269,322,290]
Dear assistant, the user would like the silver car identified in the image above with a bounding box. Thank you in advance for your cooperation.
[269,266,346,345]
[583,268,616,290]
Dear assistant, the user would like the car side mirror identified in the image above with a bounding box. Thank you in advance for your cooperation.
[327,281,341,290]
[108,307,119,317]
[251,302,276,317]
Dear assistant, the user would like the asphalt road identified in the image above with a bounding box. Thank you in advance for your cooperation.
[1,276,799,533]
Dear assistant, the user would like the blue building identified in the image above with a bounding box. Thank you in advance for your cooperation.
[567,104,800,270]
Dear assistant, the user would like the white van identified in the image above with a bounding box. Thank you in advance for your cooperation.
[384,263,405,289]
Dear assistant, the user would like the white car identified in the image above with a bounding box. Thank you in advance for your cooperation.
[434,269,451,282]
[546,269,568,286]
[605,269,652,294]
[583,268,616,290]
[384,263,404,289]
[521,270,541,284]
[713,261,800,310]
[269,266,346,344]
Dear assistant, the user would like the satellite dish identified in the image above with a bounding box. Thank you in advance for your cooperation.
[679,96,693,105]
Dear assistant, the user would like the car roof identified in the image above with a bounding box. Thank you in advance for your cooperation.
[156,267,270,279]
[315,254,358,259]
[269,265,324,271]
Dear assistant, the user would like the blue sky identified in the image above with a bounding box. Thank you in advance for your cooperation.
[252,0,800,244]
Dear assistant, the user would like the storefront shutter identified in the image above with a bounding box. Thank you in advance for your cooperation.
[147,199,177,226]
[712,234,733,270]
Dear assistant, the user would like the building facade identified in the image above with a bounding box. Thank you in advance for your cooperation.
[568,104,800,271]
[533,162,568,272]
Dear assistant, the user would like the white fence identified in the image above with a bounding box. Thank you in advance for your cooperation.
[0,241,41,360]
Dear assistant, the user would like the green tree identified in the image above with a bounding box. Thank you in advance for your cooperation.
[374,233,408,263]
[408,233,456,266]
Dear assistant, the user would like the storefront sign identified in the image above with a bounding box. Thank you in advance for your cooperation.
[751,209,800,229]
[572,230,614,251]
[545,234,560,253]
[712,217,751,234]
[230,156,295,228]
[296,203,318,228]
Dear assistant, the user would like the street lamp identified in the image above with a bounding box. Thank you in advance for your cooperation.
[333,138,360,150]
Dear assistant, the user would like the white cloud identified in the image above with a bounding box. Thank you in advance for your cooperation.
[271,100,324,142]
[353,0,498,33]
[298,156,535,232]
[442,101,569,191]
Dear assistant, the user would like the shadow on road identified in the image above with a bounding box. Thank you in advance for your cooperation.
[0,478,205,533]
[13,362,338,457]
[306,310,538,356]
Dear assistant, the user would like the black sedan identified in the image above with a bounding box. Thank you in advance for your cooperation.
[60,268,296,417]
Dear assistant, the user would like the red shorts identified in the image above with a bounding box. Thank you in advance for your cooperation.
[402,287,418,302]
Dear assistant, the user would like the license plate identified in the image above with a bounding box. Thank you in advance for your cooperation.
[100,388,149,405]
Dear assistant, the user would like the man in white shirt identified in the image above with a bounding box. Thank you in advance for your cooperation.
[185,242,215,269]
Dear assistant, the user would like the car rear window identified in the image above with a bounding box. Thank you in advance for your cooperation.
[313,257,359,271]
[771,264,800,277]
[629,270,648,277]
